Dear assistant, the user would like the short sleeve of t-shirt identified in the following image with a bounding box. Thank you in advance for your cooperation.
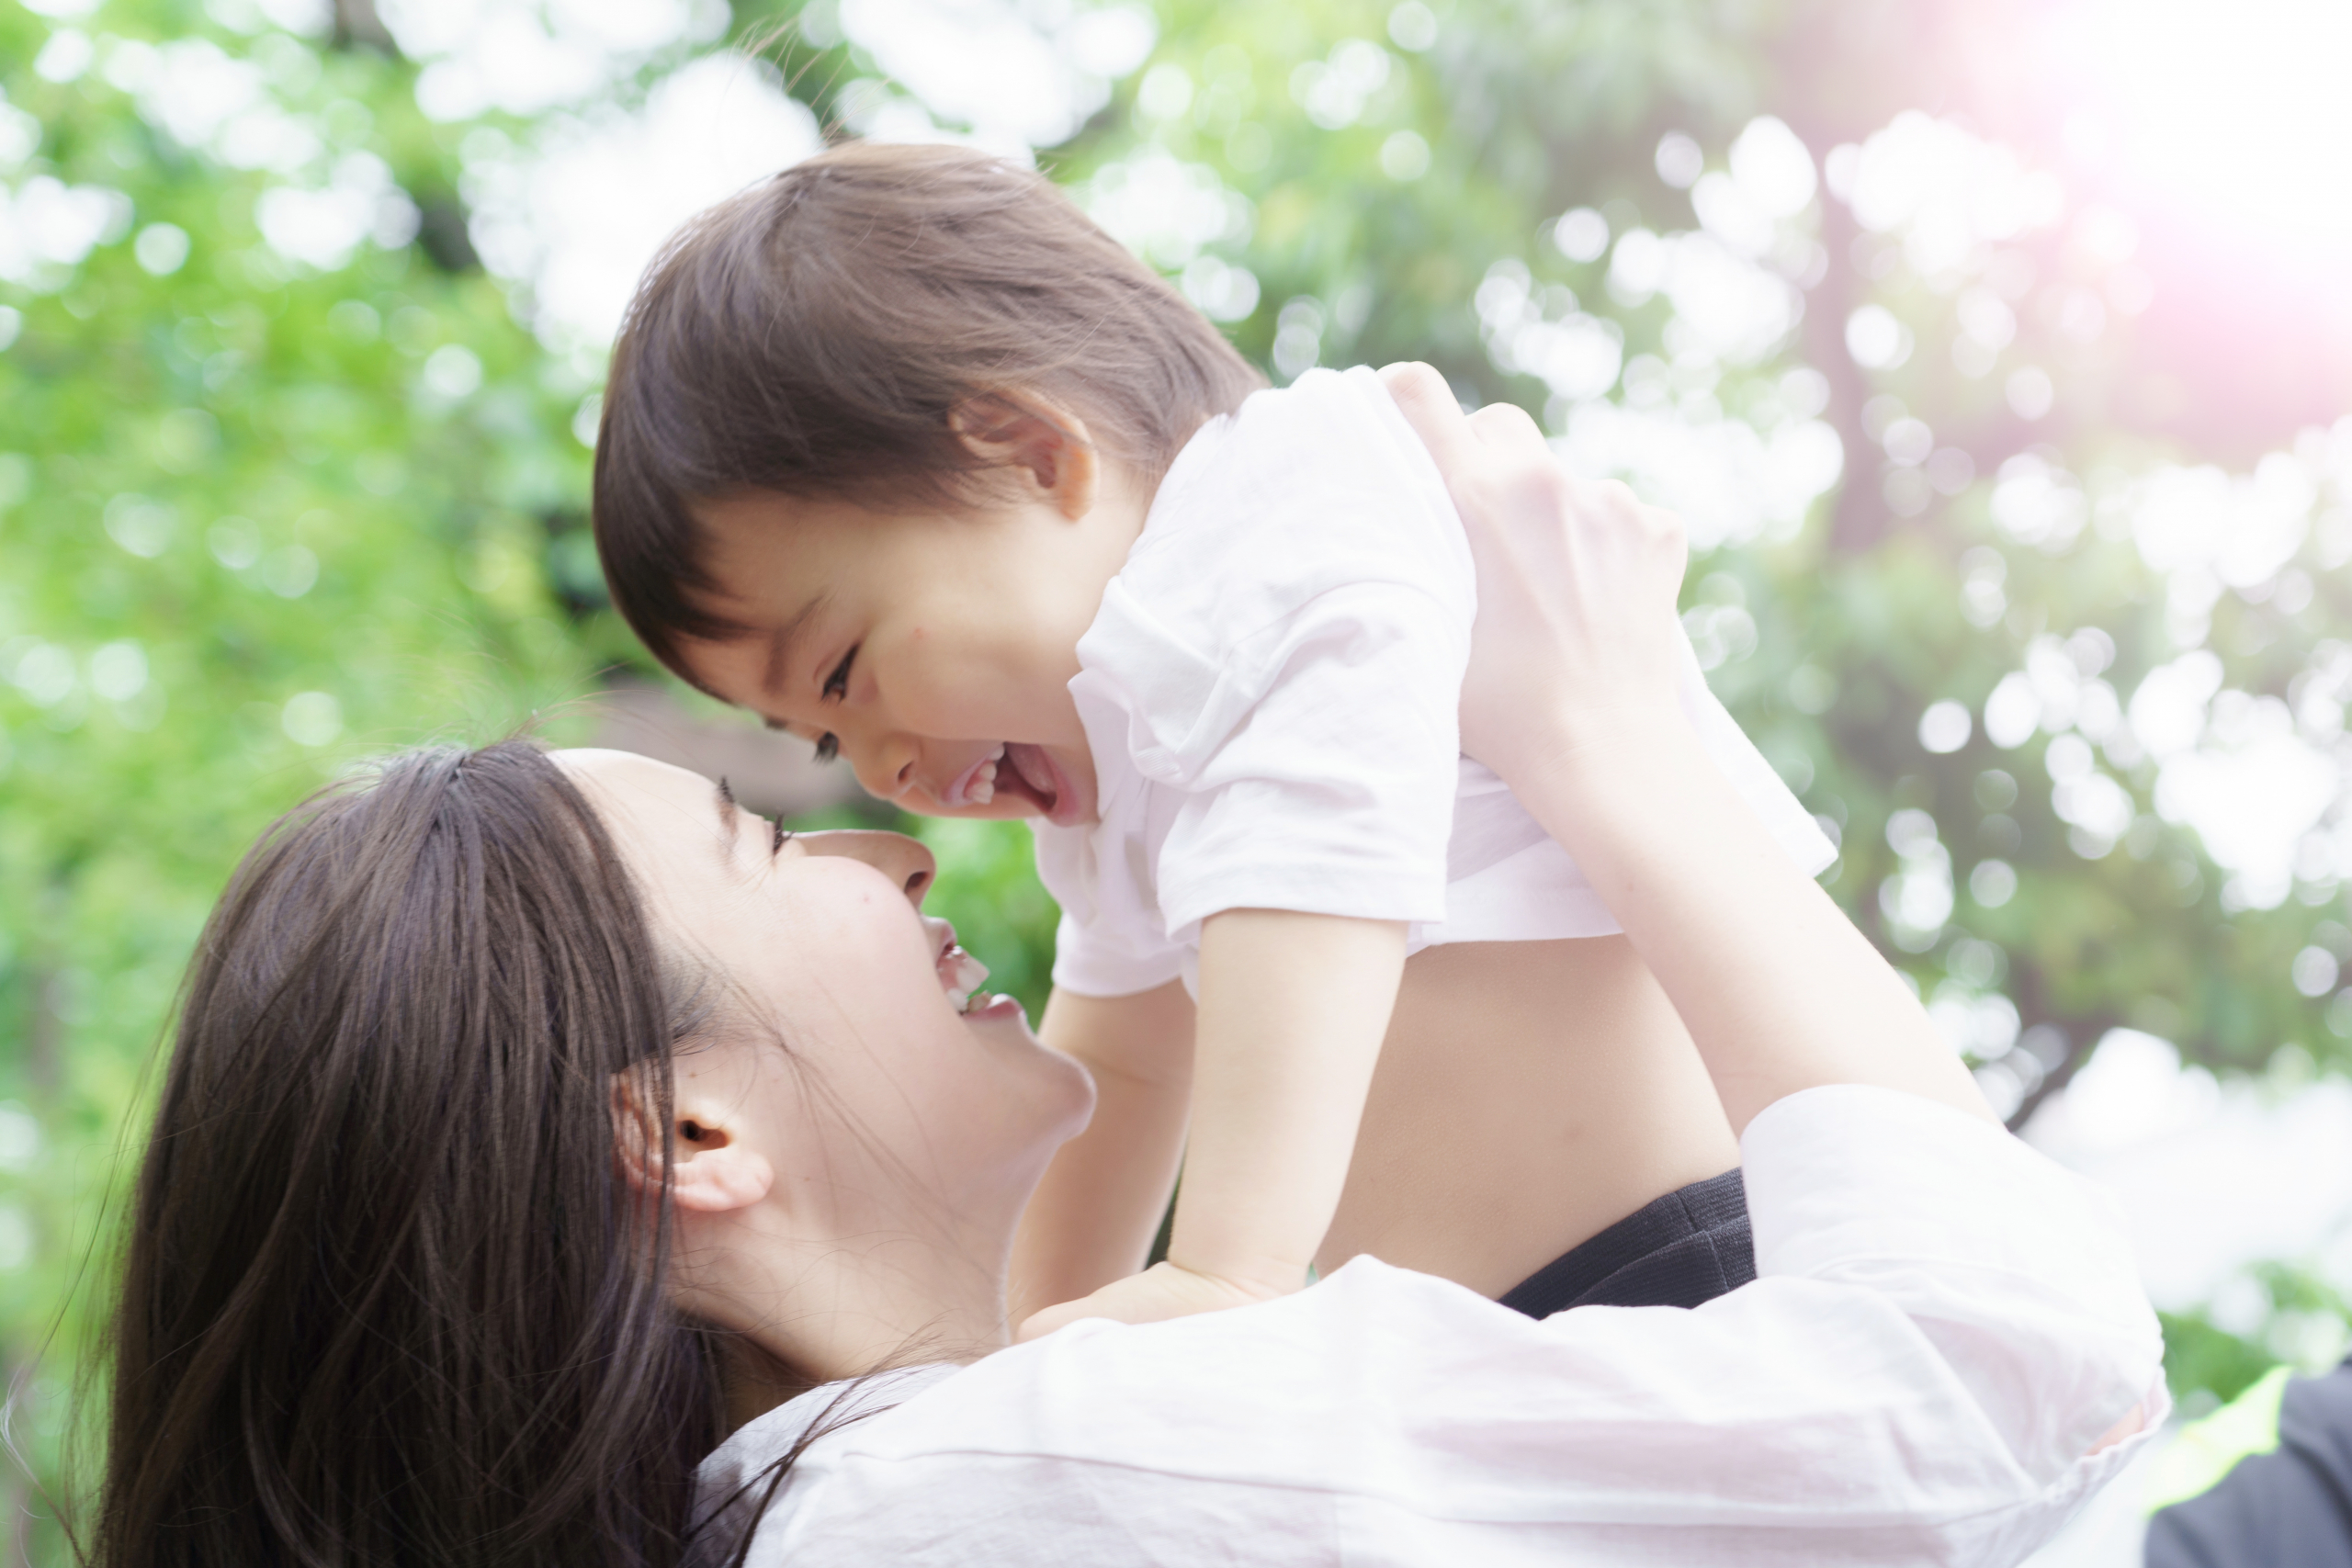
[1068,367,1473,947]
[1030,773,1195,999]
[1046,896,1187,998]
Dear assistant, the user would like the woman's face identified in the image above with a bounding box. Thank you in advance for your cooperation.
[555,748,1093,1246]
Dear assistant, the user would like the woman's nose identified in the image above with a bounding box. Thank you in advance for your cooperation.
[789,829,935,907]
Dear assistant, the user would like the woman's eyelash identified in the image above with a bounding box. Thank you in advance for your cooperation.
[823,646,857,702]
[770,816,791,854]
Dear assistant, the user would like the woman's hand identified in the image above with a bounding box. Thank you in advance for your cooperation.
[1381,361,1996,1133]
[1379,363,1690,780]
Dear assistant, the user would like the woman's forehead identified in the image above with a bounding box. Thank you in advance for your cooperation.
[553,749,757,902]
[555,748,726,829]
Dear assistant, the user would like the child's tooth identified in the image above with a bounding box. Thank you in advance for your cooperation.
[946,756,1001,806]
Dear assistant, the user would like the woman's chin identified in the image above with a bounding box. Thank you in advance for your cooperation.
[963,995,1096,1128]
[960,991,1030,1031]
[961,991,1060,1059]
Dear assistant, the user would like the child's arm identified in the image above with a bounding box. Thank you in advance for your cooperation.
[1011,981,1196,1323]
[1019,909,1406,1338]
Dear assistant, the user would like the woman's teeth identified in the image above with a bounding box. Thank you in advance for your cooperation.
[943,947,991,1013]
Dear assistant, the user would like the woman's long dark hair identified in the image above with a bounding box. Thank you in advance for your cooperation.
[95,740,730,1567]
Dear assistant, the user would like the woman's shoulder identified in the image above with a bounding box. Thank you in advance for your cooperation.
[692,1366,961,1561]
[710,1263,1511,1483]
[696,1266,1495,1565]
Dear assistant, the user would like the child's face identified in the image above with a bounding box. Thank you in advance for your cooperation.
[679,478,1145,828]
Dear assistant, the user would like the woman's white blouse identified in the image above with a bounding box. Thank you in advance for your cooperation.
[693,1087,2166,1567]
[1034,366,1834,999]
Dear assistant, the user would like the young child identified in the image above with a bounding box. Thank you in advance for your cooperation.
[592,142,1832,1336]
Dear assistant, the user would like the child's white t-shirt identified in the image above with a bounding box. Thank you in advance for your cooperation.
[1033,366,1835,998]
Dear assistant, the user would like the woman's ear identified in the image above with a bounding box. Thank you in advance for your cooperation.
[610,1070,775,1214]
[948,392,1099,521]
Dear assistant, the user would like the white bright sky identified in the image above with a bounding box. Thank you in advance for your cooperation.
[378,0,1154,352]
[2048,0,2352,258]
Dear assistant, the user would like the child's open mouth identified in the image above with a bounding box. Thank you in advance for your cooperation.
[940,743,1085,825]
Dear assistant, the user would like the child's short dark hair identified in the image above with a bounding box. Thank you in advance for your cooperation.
[592,141,1266,681]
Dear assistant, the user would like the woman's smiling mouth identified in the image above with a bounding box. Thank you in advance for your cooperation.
[932,917,992,1013]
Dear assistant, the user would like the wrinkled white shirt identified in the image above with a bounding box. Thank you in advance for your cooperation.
[1035,366,1833,998]
[693,1087,2165,1567]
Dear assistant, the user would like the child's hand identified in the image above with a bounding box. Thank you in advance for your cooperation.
[1378,362,1691,782]
[1014,1259,1288,1342]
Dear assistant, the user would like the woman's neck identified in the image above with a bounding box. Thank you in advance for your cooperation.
[690,1205,1018,1423]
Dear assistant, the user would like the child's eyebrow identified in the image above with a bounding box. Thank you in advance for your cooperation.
[759,589,835,702]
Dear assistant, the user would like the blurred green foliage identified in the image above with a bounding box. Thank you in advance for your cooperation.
[0,0,603,1546]
[2161,1312,2284,1416]
[2164,1262,2352,1414]
[4,0,2349,1551]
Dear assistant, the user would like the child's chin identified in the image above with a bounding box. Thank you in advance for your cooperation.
[940,795,1045,823]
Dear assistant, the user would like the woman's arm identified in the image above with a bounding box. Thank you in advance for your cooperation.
[1381,364,1991,1132]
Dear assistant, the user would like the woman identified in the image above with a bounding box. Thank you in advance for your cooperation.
[96,372,2160,1567]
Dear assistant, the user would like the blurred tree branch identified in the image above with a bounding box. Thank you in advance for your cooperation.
[332,0,398,57]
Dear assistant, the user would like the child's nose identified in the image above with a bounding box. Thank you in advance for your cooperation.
[849,732,922,804]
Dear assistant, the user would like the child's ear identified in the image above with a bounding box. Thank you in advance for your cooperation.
[949,393,1099,521]
[610,1070,775,1214]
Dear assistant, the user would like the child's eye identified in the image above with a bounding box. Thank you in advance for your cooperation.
[823,646,857,703]
[813,733,839,763]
